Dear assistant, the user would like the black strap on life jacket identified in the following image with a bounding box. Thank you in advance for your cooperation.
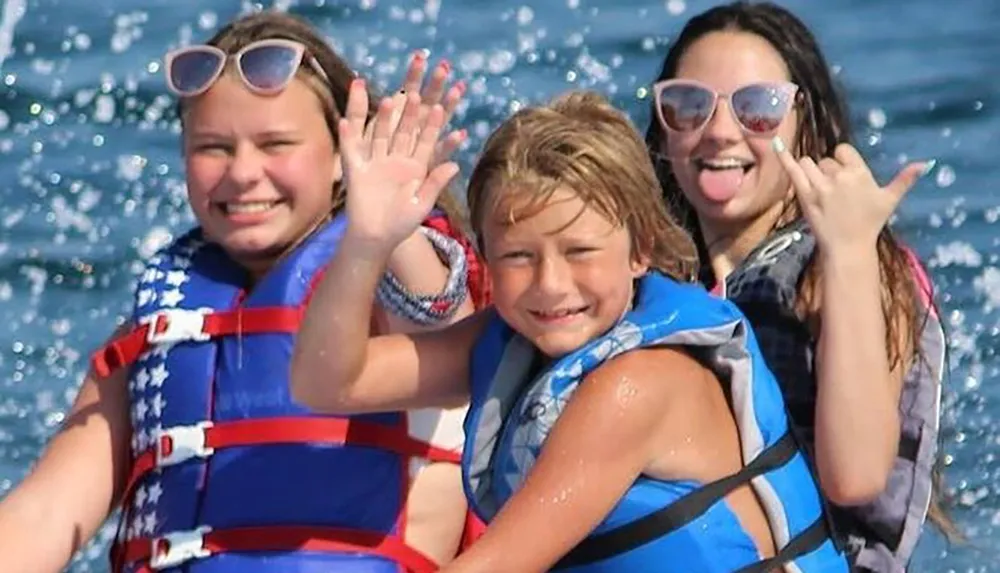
[553,431,832,569]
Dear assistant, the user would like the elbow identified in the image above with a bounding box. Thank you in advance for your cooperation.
[818,468,889,507]
[289,343,329,411]
[289,339,362,414]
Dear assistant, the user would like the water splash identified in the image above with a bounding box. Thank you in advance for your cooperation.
[0,0,25,72]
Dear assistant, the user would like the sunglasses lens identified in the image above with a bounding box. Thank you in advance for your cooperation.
[240,45,301,92]
[169,50,224,95]
[731,84,793,134]
[658,84,715,132]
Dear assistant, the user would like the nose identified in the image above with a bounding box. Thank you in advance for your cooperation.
[701,96,743,145]
[534,255,573,298]
[226,141,265,189]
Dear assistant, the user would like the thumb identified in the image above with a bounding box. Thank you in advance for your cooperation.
[885,160,934,202]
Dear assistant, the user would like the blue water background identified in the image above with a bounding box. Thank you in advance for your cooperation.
[0,0,996,570]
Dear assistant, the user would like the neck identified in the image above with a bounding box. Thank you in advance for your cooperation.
[698,199,790,285]
[234,212,333,288]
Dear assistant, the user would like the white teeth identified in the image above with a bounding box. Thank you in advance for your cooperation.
[225,201,277,214]
[699,158,750,169]
[535,307,584,318]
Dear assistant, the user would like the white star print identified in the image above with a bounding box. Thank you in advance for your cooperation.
[142,511,157,535]
[149,364,169,388]
[147,482,163,505]
[134,484,147,509]
[137,289,156,307]
[160,289,185,307]
[133,399,148,423]
[165,270,188,287]
[134,368,150,392]
[150,393,166,418]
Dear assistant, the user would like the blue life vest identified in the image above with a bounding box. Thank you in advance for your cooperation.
[462,272,849,572]
[721,221,946,572]
[94,216,460,573]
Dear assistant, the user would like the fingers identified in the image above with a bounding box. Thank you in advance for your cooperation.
[885,161,931,203]
[337,118,362,172]
[421,60,451,107]
[413,161,460,209]
[772,136,815,201]
[340,80,370,166]
[401,50,428,96]
[371,97,396,159]
[345,79,369,137]
[817,157,841,177]
[432,129,468,166]
[833,143,866,168]
[440,80,465,125]
[797,157,829,197]
[389,92,422,155]
[412,104,446,166]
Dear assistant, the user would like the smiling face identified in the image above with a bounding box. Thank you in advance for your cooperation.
[181,71,341,277]
[483,187,648,358]
[662,30,799,232]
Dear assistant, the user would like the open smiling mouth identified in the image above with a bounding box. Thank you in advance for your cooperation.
[217,200,283,215]
[694,157,755,174]
[529,306,590,322]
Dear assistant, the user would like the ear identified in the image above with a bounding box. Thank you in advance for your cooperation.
[629,254,650,279]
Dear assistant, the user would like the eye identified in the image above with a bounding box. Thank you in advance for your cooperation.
[261,139,296,151]
[500,250,532,260]
[566,246,597,257]
[190,141,232,154]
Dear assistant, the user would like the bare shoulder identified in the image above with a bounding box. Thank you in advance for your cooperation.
[569,345,717,436]
[586,345,712,398]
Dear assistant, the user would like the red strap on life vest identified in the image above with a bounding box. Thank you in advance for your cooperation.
[460,511,487,550]
[121,416,461,509]
[113,417,461,572]
[121,525,439,573]
[91,307,303,378]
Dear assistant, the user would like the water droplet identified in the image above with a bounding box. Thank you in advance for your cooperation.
[935,165,956,188]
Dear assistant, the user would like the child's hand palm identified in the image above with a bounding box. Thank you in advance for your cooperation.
[339,80,459,246]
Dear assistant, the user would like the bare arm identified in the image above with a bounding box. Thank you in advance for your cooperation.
[292,76,475,413]
[292,231,482,414]
[439,347,706,573]
[373,228,476,335]
[813,247,906,505]
[773,142,926,507]
[0,330,132,572]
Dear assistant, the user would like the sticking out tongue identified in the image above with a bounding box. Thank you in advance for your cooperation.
[698,168,745,203]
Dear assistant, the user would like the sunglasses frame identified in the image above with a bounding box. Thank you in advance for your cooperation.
[652,78,799,136]
[164,38,330,98]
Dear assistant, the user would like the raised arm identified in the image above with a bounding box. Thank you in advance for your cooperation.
[0,328,132,572]
[373,52,476,336]
[291,79,478,414]
[775,139,930,504]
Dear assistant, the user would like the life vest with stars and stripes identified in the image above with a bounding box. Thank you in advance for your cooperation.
[90,214,471,573]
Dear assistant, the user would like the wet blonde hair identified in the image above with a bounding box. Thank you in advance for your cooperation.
[467,90,698,282]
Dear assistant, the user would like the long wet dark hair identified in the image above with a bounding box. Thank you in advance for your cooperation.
[643,0,959,542]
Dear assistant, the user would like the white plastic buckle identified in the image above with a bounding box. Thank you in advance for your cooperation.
[144,308,211,345]
[156,421,215,467]
[149,525,212,569]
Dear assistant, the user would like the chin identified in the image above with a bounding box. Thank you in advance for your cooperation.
[529,328,598,359]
